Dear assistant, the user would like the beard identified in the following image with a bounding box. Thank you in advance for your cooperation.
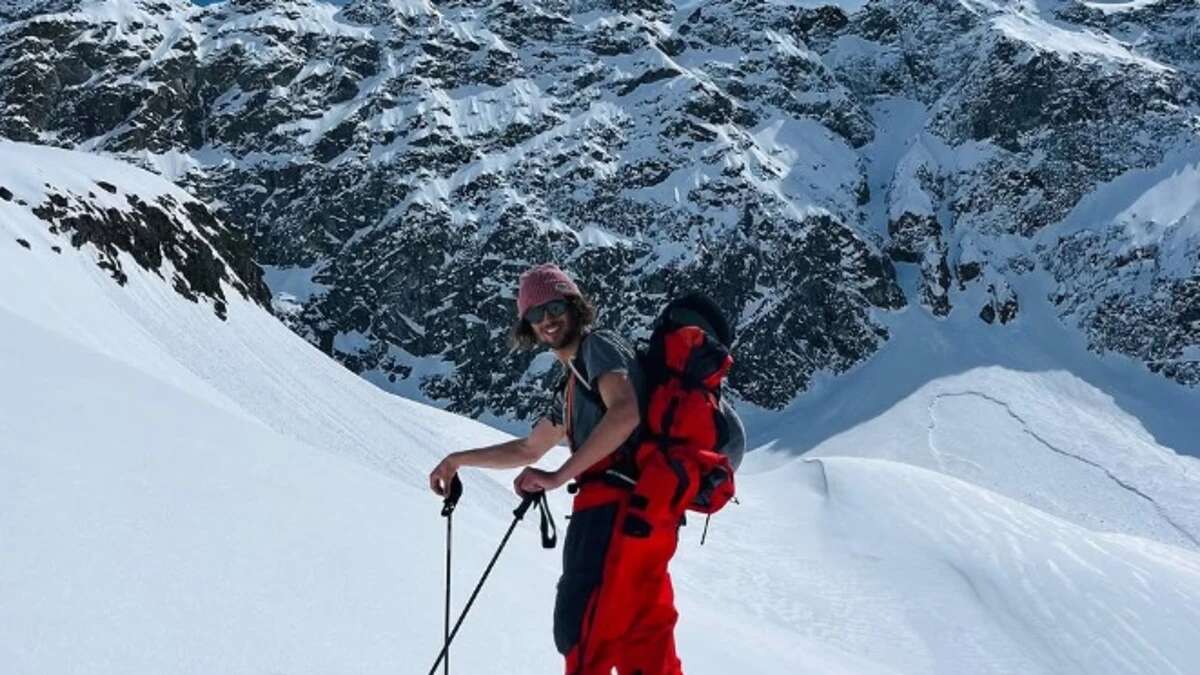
[538,314,581,350]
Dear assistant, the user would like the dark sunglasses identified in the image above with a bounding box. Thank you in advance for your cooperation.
[525,298,569,324]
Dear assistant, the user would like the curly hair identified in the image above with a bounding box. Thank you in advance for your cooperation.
[509,294,597,351]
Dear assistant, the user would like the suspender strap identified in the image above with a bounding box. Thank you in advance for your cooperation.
[565,366,576,452]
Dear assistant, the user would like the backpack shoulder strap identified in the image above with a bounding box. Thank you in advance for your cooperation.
[569,332,606,410]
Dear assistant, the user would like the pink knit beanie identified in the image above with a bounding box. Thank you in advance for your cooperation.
[517,263,581,319]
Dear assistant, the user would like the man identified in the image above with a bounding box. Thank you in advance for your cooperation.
[429,263,738,675]
[427,263,643,502]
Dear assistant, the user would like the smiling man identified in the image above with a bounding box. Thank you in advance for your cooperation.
[430,262,684,674]
[428,263,642,499]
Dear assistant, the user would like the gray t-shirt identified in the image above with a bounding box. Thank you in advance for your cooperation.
[543,329,746,468]
[545,330,644,453]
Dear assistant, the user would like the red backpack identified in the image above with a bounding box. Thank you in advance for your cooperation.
[569,293,738,516]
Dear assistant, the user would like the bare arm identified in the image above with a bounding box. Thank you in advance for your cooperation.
[459,417,564,469]
[554,370,640,482]
[429,417,564,495]
[513,370,640,495]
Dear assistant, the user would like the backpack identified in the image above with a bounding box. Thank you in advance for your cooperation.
[567,293,738,515]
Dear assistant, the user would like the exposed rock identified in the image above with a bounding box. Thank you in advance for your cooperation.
[3,142,273,321]
[979,282,1019,326]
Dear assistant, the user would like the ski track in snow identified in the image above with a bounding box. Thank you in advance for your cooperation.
[929,390,1200,549]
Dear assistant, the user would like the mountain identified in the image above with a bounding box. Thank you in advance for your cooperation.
[0,139,268,318]
[5,140,1200,674]
[2,0,1195,422]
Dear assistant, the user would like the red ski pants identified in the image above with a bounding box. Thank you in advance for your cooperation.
[553,450,701,675]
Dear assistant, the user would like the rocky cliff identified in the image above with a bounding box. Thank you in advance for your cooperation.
[2,0,1195,418]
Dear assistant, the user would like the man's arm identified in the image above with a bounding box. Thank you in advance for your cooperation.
[460,417,565,468]
[555,370,640,481]
[513,370,640,494]
[429,417,564,495]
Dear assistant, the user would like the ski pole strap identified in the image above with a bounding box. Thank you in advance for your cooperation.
[537,494,557,549]
[514,491,557,549]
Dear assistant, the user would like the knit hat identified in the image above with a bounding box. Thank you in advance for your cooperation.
[517,263,581,319]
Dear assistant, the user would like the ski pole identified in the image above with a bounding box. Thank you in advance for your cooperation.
[439,475,463,675]
[427,491,555,675]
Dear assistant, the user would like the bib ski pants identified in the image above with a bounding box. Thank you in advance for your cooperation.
[552,449,702,675]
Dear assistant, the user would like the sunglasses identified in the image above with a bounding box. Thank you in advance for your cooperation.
[525,299,569,324]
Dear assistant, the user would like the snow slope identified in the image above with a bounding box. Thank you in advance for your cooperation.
[740,266,1200,550]
[5,144,1200,674]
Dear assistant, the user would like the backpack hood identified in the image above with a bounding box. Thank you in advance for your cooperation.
[654,293,734,348]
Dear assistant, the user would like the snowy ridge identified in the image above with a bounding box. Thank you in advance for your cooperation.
[990,12,1169,71]
[2,140,201,227]
[0,140,268,320]
[0,151,483,485]
[963,0,1173,72]
[1080,0,1166,13]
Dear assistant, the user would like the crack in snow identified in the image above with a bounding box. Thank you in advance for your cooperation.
[804,457,832,499]
[930,391,1200,549]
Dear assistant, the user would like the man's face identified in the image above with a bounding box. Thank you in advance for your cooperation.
[527,299,577,349]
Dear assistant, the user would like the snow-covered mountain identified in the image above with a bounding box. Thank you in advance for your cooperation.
[0,140,269,316]
[5,140,1200,675]
[2,0,1195,421]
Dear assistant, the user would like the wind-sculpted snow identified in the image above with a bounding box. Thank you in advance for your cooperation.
[795,456,1200,674]
[0,0,1197,418]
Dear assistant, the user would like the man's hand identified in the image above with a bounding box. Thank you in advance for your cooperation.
[513,466,566,496]
[429,454,460,496]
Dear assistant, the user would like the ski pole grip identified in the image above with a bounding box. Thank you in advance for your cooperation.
[441,475,463,517]
[513,490,540,519]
